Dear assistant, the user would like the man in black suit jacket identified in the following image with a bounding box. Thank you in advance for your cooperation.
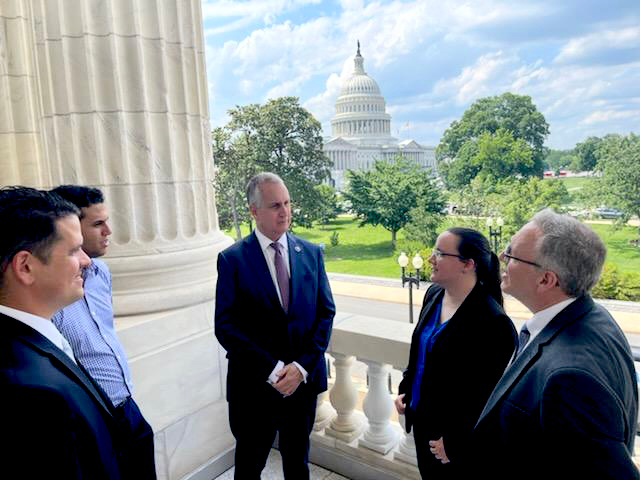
[0,186,121,478]
[215,172,335,479]
[474,209,639,479]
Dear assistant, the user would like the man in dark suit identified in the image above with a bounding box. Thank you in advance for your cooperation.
[474,209,638,479]
[0,186,121,478]
[215,172,335,479]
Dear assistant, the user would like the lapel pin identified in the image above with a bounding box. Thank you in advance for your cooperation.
[294,245,302,253]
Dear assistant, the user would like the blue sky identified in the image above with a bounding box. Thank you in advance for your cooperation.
[202,0,640,150]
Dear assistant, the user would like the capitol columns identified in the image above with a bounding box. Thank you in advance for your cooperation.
[0,1,233,478]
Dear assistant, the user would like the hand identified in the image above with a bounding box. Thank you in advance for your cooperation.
[429,437,450,464]
[273,363,303,396]
[394,394,406,415]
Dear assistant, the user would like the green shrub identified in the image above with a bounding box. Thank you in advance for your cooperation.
[592,264,640,301]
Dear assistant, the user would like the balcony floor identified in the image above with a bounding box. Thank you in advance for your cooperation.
[214,449,350,479]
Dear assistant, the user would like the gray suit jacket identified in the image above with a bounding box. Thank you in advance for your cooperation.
[473,295,639,479]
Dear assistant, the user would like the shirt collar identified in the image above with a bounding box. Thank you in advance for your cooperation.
[81,258,99,281]
[0,304,69,353]
[254,229,288,254]
[525,297,576,341]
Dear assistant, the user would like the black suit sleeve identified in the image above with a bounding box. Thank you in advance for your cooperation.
[541,368,640,479]
[2,387,96,478]
[442,311,516,462]
[214,251,278,379]
[294,247,335,375]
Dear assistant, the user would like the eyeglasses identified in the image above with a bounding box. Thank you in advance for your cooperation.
[502,245,541,268]
[432,248,465,261]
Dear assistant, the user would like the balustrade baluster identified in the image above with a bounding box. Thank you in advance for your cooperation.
[394,414,418,466]
[359,361,400,454]
[325,353,364,442]
[313,390,336,432]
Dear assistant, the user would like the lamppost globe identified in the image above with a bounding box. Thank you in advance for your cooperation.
[486,217,494,227]
[496,217,504,227]
[412,254,424,270]
[397,252,409,268]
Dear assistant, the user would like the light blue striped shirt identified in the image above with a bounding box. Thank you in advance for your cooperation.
[52,258,133,406]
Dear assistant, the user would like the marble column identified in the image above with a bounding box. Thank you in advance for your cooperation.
[0,1,233,479]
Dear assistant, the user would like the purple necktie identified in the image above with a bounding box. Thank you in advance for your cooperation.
[271,242,289,313]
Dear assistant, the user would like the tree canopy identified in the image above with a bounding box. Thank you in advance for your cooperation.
[591,133,640,237]
[572,136,602,172]
[343,156,444,247]
[437,92,549,188]
[212,96,332,237]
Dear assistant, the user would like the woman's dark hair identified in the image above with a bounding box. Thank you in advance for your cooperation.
[448,227,503,306]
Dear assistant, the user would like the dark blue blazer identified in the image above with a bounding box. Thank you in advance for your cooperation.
[473,295,639,479]
[0,313,121,478]
[215,231,335,401]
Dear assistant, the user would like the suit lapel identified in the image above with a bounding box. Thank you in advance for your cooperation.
[5,315,113,416]
[413,286,443,340]
[476,296,591,426]
[287,233,303,317]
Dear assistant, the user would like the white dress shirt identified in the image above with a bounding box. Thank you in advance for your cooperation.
[254,229,308,385]
[0,304,76,363]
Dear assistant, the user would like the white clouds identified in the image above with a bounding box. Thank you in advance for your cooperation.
[554,26,640,65]
[434,51,515,105]
[581,109,640,125]
[204,0,640,148]
[202,0,321,33]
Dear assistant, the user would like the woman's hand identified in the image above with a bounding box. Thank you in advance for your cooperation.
[394,393,406,414]
[429,437,450,464]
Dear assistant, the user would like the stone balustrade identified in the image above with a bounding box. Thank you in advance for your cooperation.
[310,312,420,480]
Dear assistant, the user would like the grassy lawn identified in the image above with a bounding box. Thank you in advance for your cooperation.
[588,223,640,274]
[555,176,596,193]
[224,214,640,277]
[294,216,401,278]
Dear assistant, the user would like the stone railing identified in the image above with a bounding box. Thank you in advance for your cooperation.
[310,312,420,480]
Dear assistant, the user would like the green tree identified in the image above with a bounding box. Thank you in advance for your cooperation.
[544,148,576,173]
[592,133,640,240]
[308,184,340,225]
[403,196,444,247]
[212,127,256,239]
[227,96,331,227]
[437,92,549,187]
[344,157,444,248]
[213,97,332,232]
[496,177,571,237]
[572,136,602,172]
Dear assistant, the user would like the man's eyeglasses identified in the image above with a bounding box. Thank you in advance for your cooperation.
[502,245,541,268]
[432,248,465,261]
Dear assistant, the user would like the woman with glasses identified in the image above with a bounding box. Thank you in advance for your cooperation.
[395,227,517,479]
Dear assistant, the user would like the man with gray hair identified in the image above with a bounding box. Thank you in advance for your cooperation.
[215,172,335,479]
[473,209,638,478]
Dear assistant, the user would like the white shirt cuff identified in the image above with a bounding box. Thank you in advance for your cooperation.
[292,361,308,383]
[267,360,285,384]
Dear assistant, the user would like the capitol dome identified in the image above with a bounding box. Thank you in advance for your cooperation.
[339,51,381,96]
[324,42,435,191]
[331,42,391,140]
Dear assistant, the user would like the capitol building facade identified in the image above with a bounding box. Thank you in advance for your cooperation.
[324,45,435,190]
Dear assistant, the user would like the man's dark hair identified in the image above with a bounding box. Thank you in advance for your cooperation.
[51,185,104,217]
[0,186,79,289]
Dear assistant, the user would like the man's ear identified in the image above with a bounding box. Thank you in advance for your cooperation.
[10,251,37,286]
[249,204,257,219]
[538,270,559,292]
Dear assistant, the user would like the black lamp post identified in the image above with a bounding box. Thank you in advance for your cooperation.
[397,252,424,324]
[486,217,504,253]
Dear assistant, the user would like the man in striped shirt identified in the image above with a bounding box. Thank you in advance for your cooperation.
[51,185,156,479]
